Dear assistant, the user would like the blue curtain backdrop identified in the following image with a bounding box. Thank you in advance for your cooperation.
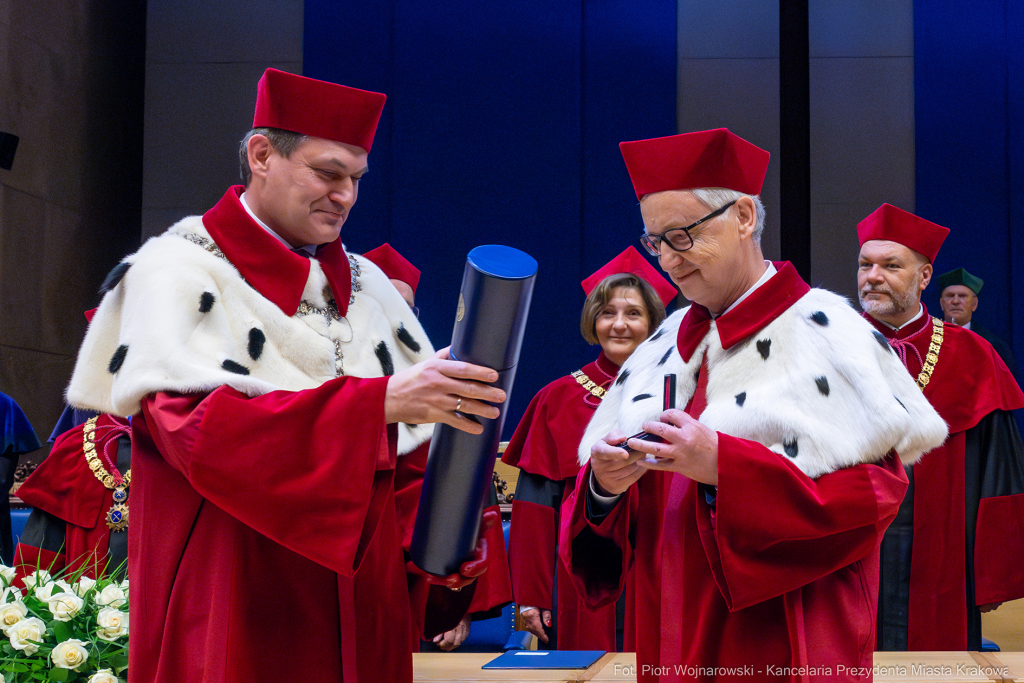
[915,0,1023,378]
[304,1,677,436]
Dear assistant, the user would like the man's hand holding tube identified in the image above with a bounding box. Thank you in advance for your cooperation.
[406,508,498,589]
[385,347,506,435]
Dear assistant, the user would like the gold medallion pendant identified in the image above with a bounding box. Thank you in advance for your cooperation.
[106,486,130,531]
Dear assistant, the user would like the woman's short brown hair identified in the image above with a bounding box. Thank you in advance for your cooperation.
[580,273,668,345]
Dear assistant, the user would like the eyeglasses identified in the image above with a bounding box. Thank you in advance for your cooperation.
[639,199,737,256]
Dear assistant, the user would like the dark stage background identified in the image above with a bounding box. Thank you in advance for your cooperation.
[915,1,1023,377]
[304,0,678,436]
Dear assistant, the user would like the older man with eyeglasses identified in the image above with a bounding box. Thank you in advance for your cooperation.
[558,129,947,682]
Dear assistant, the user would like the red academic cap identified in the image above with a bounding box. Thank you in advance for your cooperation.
[856,203,949,264]
[581,246,677,307]
[619,128,770,201]
[363,243,421,294]
[252,68,386,153]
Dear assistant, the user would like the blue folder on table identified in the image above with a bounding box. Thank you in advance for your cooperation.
[482,650,606,669]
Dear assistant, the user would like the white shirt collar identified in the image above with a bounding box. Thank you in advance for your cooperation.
[240,192,318,256]
[876,303,925,331]
[714,261,777,318]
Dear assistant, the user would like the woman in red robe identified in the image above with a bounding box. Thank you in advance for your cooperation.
[502,246,675,650]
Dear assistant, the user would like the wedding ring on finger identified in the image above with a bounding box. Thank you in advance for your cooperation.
[455,397,462,413]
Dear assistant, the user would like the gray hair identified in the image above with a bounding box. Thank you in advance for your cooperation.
[238,127,309,186]
[690,188,766,245]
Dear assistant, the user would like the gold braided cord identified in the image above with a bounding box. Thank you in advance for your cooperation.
[571,369,607,400]
[916,318,944,390]
[83,417,131,490]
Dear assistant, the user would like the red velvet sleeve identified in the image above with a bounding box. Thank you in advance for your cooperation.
[503,392,561,609]
[700,434,908,611]
[501,388,564,480]
[466,503,513,614]
[504,380,592,608]
[974,492,1024,604]
[394,442,430,551]
[141,376,393,577]
[507,498,558,610]
[558,463,638,611]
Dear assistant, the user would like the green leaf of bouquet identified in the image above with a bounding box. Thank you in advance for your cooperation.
[48,667,70,682]
[52,621,73,641]
[107,651,129,669]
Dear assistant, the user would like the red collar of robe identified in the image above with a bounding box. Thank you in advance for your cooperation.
[864,306,1024,432]
[585,352,620,407]
[202,186,352,317]
[676,261,810,362]
[500,352,620,481]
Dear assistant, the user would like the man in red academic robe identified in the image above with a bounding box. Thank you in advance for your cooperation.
[502,247,675,651]
[560,130,948,682]
[856,204,1024,651]
[14,414,131,579]
[63,69,506,683]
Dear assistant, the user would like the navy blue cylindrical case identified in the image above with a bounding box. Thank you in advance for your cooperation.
[410,245,537,576]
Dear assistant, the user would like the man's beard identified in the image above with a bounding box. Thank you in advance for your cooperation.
[859,273,921,319]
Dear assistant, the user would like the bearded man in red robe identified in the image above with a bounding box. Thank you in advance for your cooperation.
[560,129,948,682]
[63,68,505,683]
[856,204,1024,651]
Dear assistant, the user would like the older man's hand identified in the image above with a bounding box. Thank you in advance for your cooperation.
[433,615,471,651]
[519,608,552,644]
[629,410,719,485]
[590,429,648,496]
[385,347,506,435]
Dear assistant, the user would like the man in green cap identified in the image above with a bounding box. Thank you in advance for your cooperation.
[938,267,1018,376]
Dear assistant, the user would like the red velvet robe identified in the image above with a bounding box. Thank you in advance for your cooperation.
[562,265,909,682]
[866,309,1024,650]
[114,188,471,683]
[502,352,635,651]
[14,414,130,578]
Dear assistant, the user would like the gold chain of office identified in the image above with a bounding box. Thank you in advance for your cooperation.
[571,369,607,400]
[916,318,944,390]
[83,417,131,531]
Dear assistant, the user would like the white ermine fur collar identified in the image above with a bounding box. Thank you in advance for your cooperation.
[67,216,435,455]
[579,288,948,479]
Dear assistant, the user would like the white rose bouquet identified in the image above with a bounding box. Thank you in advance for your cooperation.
[0,562,128,682]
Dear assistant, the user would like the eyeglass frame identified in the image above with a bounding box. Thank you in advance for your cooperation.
[639,199,738,256]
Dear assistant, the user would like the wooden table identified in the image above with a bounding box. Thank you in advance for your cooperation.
[414,652,1024,682]
[992,652,1024,681]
